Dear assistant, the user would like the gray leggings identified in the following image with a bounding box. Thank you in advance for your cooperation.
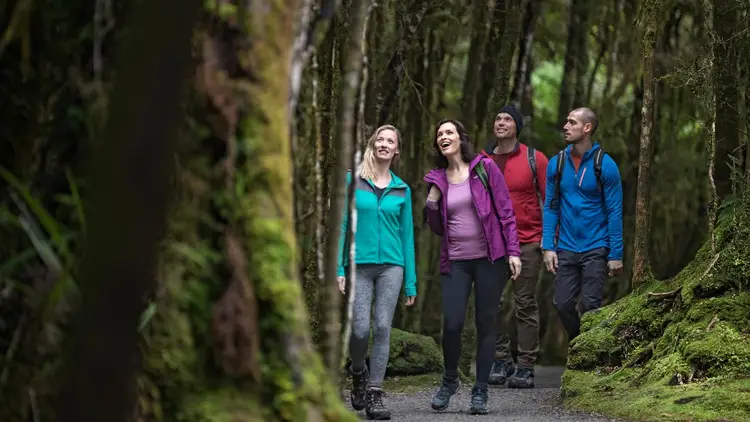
[349,264,404,387]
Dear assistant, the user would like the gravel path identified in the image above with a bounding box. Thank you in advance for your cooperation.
[349,366,624,421]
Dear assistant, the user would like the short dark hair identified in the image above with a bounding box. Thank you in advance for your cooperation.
[433,119,477,169]
[572,107,599,135]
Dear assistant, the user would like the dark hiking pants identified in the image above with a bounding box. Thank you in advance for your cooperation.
[441,257,508,389]
[494,242,542,368]
[553,247,609,340]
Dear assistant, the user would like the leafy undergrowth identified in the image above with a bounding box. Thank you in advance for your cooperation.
[561,204,750,422]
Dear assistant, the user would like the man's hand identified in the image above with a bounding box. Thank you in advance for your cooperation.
[337,276,346,294]
[427,185,441,202]
[405,296,416,306]
[543,250,558,274]
[508,256,522,280]
[608,260,623,277]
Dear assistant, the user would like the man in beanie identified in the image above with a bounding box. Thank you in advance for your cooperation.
[481,104,548,389]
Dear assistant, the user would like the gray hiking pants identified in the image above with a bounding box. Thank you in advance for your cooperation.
[349,264,404,387]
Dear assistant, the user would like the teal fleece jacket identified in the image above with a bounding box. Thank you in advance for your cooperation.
[337,171,417,297]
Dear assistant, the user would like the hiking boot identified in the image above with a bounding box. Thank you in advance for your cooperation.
[488,359,515,386]
[507,367,535,389]
[430,378,461,411]
[349,365,369,411]
[365,387,391,420]
[469,386,489,415]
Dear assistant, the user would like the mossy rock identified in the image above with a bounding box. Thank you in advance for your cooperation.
[363,328,443,376]
[176,388,267,422]
[561,204,750,421]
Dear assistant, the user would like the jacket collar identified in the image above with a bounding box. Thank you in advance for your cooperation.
[562,142,601,161]
[482,140,521,157]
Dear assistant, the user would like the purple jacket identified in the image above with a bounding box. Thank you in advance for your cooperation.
[423,155,521,274]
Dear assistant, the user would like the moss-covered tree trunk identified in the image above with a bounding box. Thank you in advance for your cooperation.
[632,0,659,286]
[137,2,356,421]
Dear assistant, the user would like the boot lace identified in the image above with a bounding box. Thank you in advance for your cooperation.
[367,388,386,408]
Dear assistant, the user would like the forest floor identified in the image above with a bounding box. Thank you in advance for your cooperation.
[345,366,625,421]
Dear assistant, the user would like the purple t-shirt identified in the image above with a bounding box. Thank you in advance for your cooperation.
[427,178,488,261]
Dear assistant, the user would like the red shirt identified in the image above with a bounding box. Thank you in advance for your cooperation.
[485,143,549,244]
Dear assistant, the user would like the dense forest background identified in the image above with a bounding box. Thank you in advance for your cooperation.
[0,0,749,420]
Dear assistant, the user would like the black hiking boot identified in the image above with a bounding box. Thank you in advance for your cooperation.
[469,386,489,415]
[430,378,461,411]
[365,387,391,420]
[349,365,369,411]
[507,367,535,389]
[488,359,515,386]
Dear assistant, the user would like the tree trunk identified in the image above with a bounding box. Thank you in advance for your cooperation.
[475,0,507,139]
[321,0,370,381]
[572,0,592,108]
[510,0,540,108]
[55,1,200,421]
[484,0,522,128]
[712,0,740,202]
[137,2,357,421]
[461,0,489,135]
[558,0,586,125]
[632,0,659,287]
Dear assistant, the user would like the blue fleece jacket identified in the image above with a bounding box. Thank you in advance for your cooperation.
[542,143,624,260]
[337,171,417,297]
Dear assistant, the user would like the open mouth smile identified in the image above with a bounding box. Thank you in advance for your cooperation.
[439,140,451,149]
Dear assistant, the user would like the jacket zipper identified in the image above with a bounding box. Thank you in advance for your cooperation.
[376,181,397,264]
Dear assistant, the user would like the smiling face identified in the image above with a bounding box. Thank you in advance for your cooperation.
[494,112,516,140]
[436,122,461,157]
[373,128,399,162]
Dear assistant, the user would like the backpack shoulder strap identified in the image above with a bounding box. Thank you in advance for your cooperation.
[550,150,566,209]
[476,160,500,220]
[593,148,605,193]
[475,159,490,192]
[526,146,542,209]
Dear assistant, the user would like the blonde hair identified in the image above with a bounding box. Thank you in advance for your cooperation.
[358,124,402,181]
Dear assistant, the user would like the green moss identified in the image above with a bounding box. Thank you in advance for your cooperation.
[642,353,691,385]
[567,326,622,370]
[685,292,750,330]
[381,373,443,394]
[679,322,750,377]
[561,206,750,421]
[579,306,616,332]
[367,328,443,376]
[177,388,266,422]
[563,370,750,421]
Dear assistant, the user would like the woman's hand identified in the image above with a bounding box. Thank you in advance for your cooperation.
[337,276,346,294]
[508,256,522,280]
[427,185,441,202]
[405,296,416,306]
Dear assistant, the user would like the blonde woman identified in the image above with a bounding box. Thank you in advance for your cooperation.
[337,124,417,420]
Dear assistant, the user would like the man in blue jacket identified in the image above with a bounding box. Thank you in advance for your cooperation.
[542,107,624,341]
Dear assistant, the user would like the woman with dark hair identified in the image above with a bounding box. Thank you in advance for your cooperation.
[423,119,522,415]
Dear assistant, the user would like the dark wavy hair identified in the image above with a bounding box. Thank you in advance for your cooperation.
[433,118,477,169]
